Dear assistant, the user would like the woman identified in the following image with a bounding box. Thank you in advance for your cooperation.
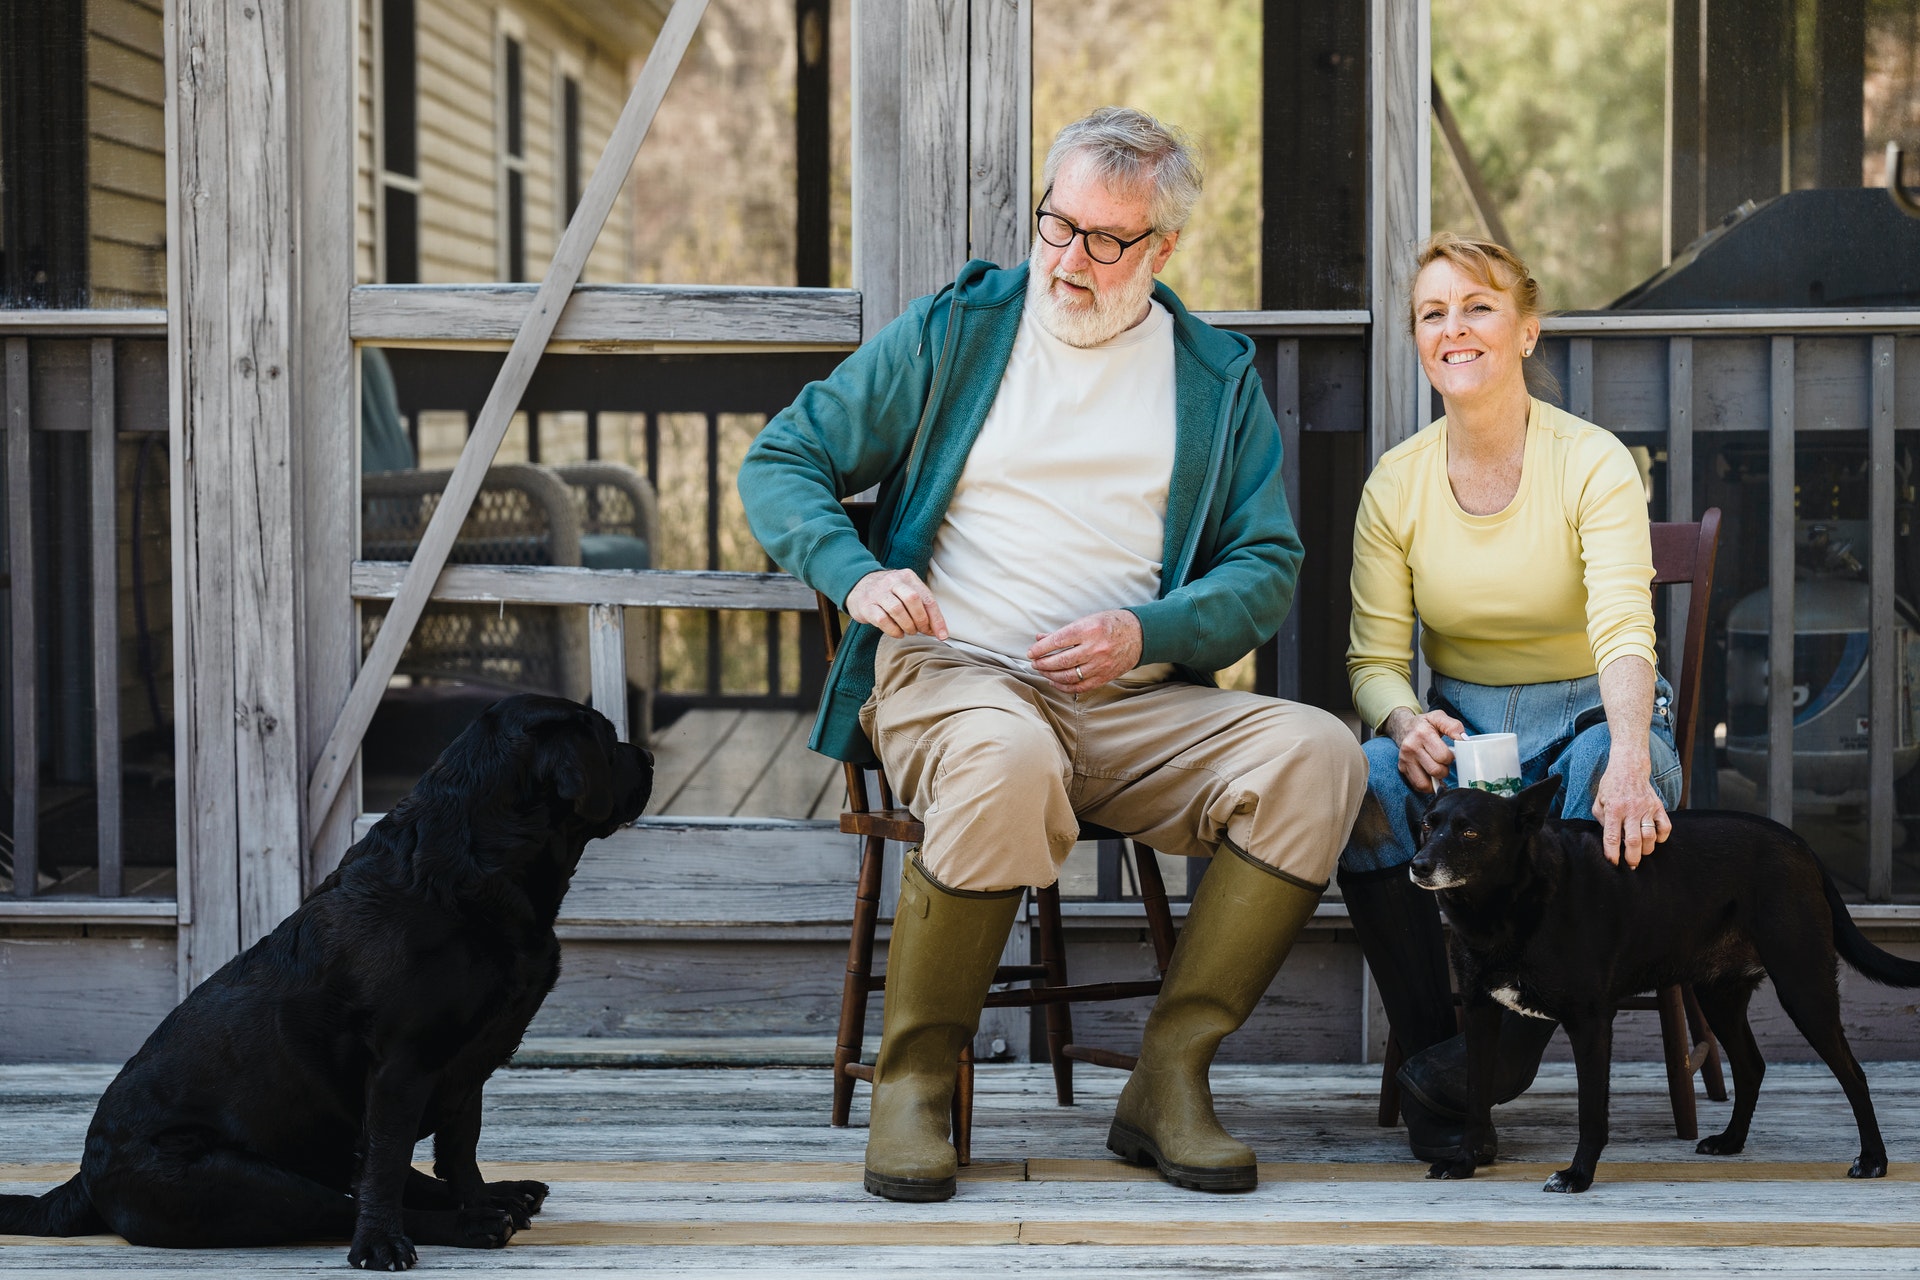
[1338,232,1683,1161]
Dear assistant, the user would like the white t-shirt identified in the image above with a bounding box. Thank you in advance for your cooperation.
[926,298,1177,672]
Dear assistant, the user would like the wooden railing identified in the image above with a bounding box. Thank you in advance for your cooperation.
[2,312,169,905]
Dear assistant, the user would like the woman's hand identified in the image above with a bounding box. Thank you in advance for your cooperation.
[1591,752,1671,868]
[1593,656,1670,868]
[1383,707,1466,794]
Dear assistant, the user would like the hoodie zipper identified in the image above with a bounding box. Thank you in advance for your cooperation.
[1165,364,1241,591]
[888,290,965,555]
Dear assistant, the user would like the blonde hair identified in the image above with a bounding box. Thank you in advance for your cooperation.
[1409,231,1558,400]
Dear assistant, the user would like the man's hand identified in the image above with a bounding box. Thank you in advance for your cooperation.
[1383,706,1465,794]
[1028,610,1143,692]
[845,568,948,640]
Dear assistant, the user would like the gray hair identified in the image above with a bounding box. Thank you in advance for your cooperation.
[1042,107,1203,233]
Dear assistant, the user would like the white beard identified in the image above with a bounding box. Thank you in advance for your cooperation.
[1025,237,1159,348]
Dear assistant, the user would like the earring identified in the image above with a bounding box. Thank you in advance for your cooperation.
[1523,346,1534,357]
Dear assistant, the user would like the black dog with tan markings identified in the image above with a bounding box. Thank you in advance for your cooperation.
[1412,776,1920,1193]
[0,695,651,1269]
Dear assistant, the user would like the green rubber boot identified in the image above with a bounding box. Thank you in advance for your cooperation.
[863,856,1022,1202]
[1107,842,1322,1192]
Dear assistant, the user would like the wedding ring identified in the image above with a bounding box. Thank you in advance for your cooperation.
[1640,819,1656,828]
[1075,665,1085,682]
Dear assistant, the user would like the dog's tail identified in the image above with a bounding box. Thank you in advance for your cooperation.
[1821,862,1920,987]
[0,1174,103,1237]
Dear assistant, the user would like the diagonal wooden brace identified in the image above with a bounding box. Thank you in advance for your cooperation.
[305,0,710,847]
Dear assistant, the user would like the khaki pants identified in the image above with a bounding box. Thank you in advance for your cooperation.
[861,634,1369,892]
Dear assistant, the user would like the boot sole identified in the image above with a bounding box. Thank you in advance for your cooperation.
[1106,1119,1256,1193]
[863,1169,956,1202]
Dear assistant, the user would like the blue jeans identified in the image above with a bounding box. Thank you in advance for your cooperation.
[1340,672,1683,874]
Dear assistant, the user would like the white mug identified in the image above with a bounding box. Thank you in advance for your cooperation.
[1451,732,1522,797]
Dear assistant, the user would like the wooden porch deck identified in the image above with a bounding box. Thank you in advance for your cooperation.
[4,1061,1919,1274]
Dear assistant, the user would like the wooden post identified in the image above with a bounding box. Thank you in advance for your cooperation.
[1868,336,1895,901]
[6,339,35,897]
[1766,336,1794,827]
[170,0,307,980]
[1369,0,1431,459]
[90,338,122,896]
[589,603,630,743]
[851,0,903,335]
[968,0,1031,271]
[304,0,709,842]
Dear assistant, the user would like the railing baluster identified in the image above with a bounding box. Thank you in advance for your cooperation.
[1271,337,1302,703]
[6,338,37,897]
[1568,336,1594,420]
[1767,336,1795,828]
[1869,336,1896,902]
[91,338,122,896]
[1666,337,1694,752]
[588,602,629,742]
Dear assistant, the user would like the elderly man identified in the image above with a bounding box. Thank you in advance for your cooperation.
[738,107,1366,1202]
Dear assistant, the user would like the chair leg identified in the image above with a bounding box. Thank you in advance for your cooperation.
[952,1043,974,1167]
[1378,1031,1404,1127]
[1131,842,1177,975]
[832,834,886,1128]
[1682,984,1728,1102]
[1656,984,1699,1141]
[1034,883,1075,1107]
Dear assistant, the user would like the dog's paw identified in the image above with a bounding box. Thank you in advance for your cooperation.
[1849,1154,1888,1179]
[1542,1166,1593,1194]
[485,1178,549,1217]
[1426,1156,1478,1181]
[484,1193,536,1230]
[347,1230,418,1271]
[1695,1132,1745,1156]
[451,1206,518,1249]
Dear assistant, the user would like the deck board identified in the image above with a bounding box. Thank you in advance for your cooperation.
[2,1062,1918,1273]
[651,709,839,821]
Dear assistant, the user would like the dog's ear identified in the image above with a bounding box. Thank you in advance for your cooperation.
[1512,775,1563,838]
[533,718,615,824]
[1402,790,1435,846]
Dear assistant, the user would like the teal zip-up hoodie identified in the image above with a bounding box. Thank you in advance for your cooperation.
[738,260,1302,763]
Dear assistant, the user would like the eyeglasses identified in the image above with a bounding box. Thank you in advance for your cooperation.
[1034,187,1156,265]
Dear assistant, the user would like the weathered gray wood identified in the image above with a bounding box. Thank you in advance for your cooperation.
[664,711,806,817]
[350,561,817,611]
[1869,336,1895,901]
[0,898,178,923]
[348,284,863,349]
[294,0,363,889]
[5,339,36,897]
[1666,338,1693,680]
[220,0,306,954]
[1589,337,1670,430]
[89,339,122,897]
[645,709,746,814]
[736,713,838,820]
[305,0,710,843]
[1272,339,1302,703]
[1768,336,1795,827]
[1195,311,1372,334]
[588,604,629,743]
[0,929,178,1063]
[562,819,850,926]
[0,310,166,335]
[29,341,92,432]
[1690,337,1770,430]
[899,0,968,301]
[1567,337,1594,421]
[850,0,903,335]
[1367,0,1429,457]
[1545,310,1920,334]
[1794,336,1873,431]
[967,0,1030,270]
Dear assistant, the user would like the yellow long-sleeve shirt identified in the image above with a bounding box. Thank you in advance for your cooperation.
[1346,398,1657,732]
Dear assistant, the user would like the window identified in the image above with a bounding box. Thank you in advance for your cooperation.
[377,0,420,284]
[497,19,527,281]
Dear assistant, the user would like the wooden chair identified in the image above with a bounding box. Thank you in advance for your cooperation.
[1378,508,1728,1140]
[816,507,1180,1163]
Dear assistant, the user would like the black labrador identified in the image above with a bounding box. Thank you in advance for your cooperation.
[1412,776,1920,1193]
[0,695,651,1269]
